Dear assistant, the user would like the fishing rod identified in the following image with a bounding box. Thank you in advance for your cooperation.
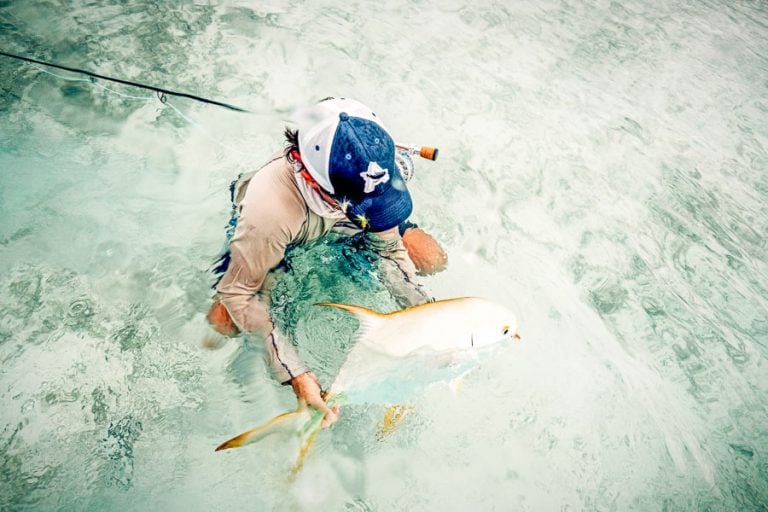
[396,143,438,161]
[1,50,442,163]
[0,50,250,113]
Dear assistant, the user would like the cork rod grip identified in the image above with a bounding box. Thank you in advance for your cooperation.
[396,143,440,161]
[419,146,439,161]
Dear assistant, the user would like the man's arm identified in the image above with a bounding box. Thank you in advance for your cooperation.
[209,221,339,428]
[399,223,448,276]
[207,299,239,337]
[215,234,311,384]
[209,156,320,384]
[211,252,337,427]
[368,227,433,307]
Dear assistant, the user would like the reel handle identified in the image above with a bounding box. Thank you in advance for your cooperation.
[396,143,439,161]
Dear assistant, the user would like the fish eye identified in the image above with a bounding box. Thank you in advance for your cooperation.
[502,325,510,336]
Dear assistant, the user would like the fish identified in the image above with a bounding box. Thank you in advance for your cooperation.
[215,297,520,473]
[320,296,520,403]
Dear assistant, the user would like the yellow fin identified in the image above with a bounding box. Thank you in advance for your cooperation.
[215,408,308,452]
[449,367,476,395]
[376,404,415,441]
[289,428,321,480]
[449,376,465,394]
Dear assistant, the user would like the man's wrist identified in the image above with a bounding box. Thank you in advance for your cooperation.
[285,369,312,386]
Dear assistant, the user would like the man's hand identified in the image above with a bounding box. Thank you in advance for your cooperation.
[401,227,448,276]
[290,372,339,428]
[206,299,240,337]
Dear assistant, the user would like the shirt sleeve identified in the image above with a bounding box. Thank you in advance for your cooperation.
[367,229,432,308]
[215,166,311,384]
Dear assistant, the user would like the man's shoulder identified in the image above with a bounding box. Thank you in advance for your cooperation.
[242,154,298,197]
[247,153,293,184]
[232,152,290,202]
[238,154,306,232]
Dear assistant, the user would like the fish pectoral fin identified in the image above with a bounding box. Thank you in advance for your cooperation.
[215,407,310,452]
[449,376,465,394]
[376,404,415,441]
[449,367,477,395]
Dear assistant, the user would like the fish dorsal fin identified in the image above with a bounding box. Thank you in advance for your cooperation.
[316,302,387,341]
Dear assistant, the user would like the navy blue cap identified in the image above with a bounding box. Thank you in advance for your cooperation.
[298,98,412,232]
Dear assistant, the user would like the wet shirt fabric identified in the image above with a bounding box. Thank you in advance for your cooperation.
[215,153,430,383]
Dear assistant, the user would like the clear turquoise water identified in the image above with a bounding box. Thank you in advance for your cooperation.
[1,1,767,510]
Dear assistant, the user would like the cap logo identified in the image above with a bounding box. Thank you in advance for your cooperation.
[360,162,390,193]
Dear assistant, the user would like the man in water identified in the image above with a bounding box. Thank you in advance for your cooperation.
[206,97,447,427]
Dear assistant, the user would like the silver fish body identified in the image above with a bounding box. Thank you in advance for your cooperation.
[215,297,520,457]
[324,297,520,401]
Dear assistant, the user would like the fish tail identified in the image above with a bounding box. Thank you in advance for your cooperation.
[289,428,321,481]
[214,408,309,452]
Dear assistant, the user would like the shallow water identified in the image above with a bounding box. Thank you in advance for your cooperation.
[1,0,767,510]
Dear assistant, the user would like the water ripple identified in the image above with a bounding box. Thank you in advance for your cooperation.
[2,0,768,509]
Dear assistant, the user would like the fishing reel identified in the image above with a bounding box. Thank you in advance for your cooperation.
[395,143,439,182]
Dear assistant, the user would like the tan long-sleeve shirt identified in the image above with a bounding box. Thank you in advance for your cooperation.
[215,154,430,383]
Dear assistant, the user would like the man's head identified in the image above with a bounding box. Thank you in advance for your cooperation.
[293,98,412,232]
